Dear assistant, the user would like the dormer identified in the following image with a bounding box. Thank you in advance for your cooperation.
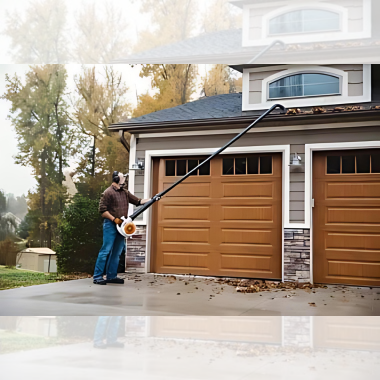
[241,64,371,110]
[230,0,372,47]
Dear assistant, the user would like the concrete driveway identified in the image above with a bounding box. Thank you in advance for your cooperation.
[0,273,379,316]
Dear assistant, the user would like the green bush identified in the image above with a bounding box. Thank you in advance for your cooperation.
[0,239,19,266]
[55,194,103,274]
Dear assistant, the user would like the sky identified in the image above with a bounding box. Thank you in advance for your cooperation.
[0,63,212,197]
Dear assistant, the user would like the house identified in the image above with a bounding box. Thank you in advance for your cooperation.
[111,63,380,287]
[2,212,21,233]
[17,247,57,273]
[116,0,380,64]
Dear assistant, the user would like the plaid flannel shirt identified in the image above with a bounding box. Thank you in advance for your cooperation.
[99,185,141,219]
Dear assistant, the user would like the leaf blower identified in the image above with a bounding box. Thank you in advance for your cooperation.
[118,104,286,237]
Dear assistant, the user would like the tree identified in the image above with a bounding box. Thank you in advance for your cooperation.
[2,65,72,247]
[134,0,197,53]
[201,64,242,97]
[0,190,16,241]
[133,64,197,117]
[201,0,242,34]
[71,66,132,195]
[6,194,28,220]
[74,1,131,63]
[3,0,69,63]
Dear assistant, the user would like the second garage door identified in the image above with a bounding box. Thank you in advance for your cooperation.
[313,150,380,286]
[151,153,282,279]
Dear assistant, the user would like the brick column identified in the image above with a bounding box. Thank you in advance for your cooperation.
[284,229,311,283]
[283,316,312,347]
[126,225,146,270]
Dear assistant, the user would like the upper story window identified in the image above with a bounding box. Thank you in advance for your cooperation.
[268,73,341,99]
[269,9,340,35]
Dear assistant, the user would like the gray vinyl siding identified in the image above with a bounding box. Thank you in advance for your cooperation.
[248,0,365,41]
[248,64,365,104]
[133,125,380,224]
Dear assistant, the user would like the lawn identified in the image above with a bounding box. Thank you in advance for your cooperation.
[0,266,88,290]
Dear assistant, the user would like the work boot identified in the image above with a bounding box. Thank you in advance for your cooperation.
[106,277,125,284]
[93,279,107,285]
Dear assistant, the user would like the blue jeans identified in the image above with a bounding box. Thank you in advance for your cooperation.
[93,219,126,280]
[93,316,122,345]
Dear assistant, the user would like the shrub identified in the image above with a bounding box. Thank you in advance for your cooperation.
[55,194,103,274]
[0,239,19,267]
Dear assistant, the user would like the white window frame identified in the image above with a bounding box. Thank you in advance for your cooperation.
[131,145,290,281]
[242,64,371,111]
[267,71,342,100]
[242,0,372,47]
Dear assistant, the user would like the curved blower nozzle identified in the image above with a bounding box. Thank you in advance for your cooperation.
[117,217,137,237]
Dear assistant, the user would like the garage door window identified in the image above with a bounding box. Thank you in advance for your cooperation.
[223,156,272,175]
[165,159,210,176]
[327,153,380,174]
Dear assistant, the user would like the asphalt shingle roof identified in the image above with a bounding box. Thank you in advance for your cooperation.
[128,93,244,124]
[114,29,244,63]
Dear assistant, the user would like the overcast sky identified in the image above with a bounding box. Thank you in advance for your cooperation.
[0,63,211,197]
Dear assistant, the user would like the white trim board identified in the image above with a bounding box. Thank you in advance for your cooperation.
[136,120,380,139]
[142,145,291,281]
[304,140,380,283]
[243,64,371,111]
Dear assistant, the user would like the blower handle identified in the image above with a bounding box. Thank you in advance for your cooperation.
[128,104,285,221]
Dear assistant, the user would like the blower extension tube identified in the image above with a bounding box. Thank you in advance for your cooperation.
[118,104,286,237]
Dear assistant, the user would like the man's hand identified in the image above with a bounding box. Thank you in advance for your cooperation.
[113,217,123,225]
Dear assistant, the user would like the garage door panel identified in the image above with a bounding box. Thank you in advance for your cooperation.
[326,232,380,251]
[327,261,380,280]
[163,182,211,197]
[162,227,210,244]
[161,204,211,221]
[313,150,380,286]
[220,254,273,272]
[221,228,273,246]
[326,182,380,199]
[161,252,210,269]
[222,206,273,222]
[154,154,282,279]
[223,182,273,198]
[326,207,380,225]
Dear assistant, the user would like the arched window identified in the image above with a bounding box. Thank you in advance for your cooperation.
[268,73,341,99]
[269,9,340,35]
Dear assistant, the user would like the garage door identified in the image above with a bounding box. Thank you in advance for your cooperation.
[151,153,282,278]
[313,150,380,286]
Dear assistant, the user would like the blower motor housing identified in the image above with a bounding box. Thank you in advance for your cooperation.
[117,217,137,237]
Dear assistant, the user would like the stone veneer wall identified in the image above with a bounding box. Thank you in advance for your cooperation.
[284,229,311,283]
[283,316,312,347]
[126,225,146,269]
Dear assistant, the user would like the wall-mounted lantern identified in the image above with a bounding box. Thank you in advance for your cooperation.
[289,153,304,172]
[130,160,145,170]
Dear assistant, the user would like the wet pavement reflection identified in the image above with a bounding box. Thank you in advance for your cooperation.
[0,316,379,379]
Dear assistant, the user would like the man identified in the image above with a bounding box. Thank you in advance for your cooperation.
[93,171,151,285]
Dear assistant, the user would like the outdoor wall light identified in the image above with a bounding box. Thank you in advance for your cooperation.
[130,161,145,170]
[290,153,302,165]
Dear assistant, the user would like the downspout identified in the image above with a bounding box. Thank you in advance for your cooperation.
[119,130,130,153]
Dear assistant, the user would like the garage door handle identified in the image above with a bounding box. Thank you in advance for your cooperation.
[128,104,286,222]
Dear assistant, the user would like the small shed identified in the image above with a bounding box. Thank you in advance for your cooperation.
[17,248,57,273]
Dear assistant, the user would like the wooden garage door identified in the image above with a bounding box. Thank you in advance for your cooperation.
[151,153,282,279]
[313,150,380,286]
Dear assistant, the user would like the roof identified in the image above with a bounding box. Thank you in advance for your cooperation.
[21,248,56,255]
[114,27,380,64]
[127,93,244,124]
[111,92,380,134]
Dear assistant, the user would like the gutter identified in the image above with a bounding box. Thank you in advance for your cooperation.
[110,109,380,134]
